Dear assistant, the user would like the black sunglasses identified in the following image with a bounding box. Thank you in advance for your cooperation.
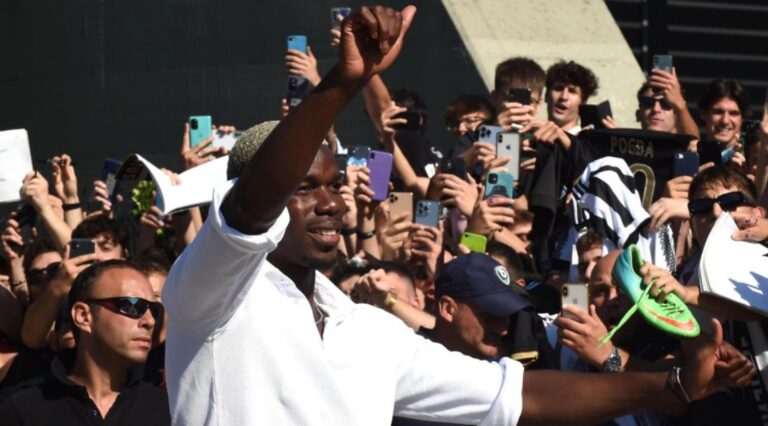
[638,96,673,111]
[27,262,61,286]
[688,191,755,216]
[85,297,163,320]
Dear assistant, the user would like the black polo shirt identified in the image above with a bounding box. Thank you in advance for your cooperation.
[0,355,170,426]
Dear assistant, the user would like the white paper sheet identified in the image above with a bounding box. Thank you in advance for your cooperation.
[0,129,33,204]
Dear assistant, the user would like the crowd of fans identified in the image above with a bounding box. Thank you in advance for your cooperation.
[1,4,767,425]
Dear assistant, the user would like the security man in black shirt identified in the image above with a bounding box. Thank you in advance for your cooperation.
[0,260,170,425]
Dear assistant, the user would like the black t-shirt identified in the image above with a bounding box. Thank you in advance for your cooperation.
[0,355,170,426]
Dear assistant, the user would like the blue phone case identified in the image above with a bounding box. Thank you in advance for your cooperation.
[484,172,514,199]
[189,115,212,149]
[368,150,393,201]
[415,200,440,228]
[287,35,307,53]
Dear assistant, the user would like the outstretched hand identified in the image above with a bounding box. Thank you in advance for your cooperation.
[337,5,416,81]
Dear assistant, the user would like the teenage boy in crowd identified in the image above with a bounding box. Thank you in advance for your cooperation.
[163,5,755,425]
[0,260,169,425]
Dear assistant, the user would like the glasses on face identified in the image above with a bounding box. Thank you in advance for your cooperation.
[85,297,162,320]
[448,114,488,131]
[688,191,755,216]
[638,96,673,111]
[27,262,61,286]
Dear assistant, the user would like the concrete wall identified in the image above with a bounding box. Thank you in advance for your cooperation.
[442,0,645,127]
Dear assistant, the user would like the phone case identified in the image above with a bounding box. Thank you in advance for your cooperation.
[506,88,531,105]
[368,150,393,201]
[484,172,514,199]
[388,192,413,222]
[286,76,310,109]
[330,7,351,26]
[561,283,589,319]
[69,238,96,258]
[579,100,612,129]
[189,115,212,149]
[460,232,487,253]
[414,200,440,228]
[439,156,467,179]
[673,152,699,177]
[496,132,520,179]
[347,146,370,167]
[697,140,721,166]
[477,125,503,144]
[286,35,307,53]
[100,158,123,202]
[652,54,673,72]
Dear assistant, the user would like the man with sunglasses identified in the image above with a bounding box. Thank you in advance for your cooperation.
[636,68,699,139]
[0,260,170,425]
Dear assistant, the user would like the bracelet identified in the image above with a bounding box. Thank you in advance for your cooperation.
[384,290,399,310]
[357,229,376,240]
[341,227,357,236]
[10,280,27,288]
[667,366,692,404]
[62,202,81,211]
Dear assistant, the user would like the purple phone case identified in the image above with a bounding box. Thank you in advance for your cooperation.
[368,150,393,201]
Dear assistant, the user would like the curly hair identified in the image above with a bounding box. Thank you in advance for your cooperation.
[545,60,599,101]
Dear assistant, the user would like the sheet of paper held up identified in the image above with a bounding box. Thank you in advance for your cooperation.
[700,213,768,315]
[0,129,34,204]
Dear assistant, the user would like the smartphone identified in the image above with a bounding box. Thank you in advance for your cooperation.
[484,172,514,199]
[579,100,613,129]
[506,88,531,105]
[460,232,487,253]
[697,140,721,166]
[414,200,440,228]
[652,54,673,73]
[520,138,537,165]
[189,115,213,149]
[496,132,521,178]
[673,152,699,177]
[439,156,467,180]
[388,192,413,222]
[393,110,421,132]
[561,283,589,319]
[213,130,243,150]
[335,154,349,181]
[69,238,96,259]
[477,125,503,145]
[286,35,307,53]
[330,7,351,27]
[286,76,310,109]
[100,158,122,203]
[347,146,370,167]
[368,150,393,201]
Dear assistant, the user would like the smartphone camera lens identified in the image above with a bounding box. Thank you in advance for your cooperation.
[562,286,569,297]
[489,174,498,184]
[190,119,198,130]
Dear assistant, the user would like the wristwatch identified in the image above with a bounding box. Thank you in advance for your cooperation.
[602,346,622,373]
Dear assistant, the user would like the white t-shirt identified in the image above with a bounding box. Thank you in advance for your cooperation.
[163,180,524,425]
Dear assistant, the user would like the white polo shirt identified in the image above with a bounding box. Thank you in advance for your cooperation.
[163,180,524,425]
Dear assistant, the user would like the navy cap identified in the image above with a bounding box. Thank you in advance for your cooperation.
[436,253,532,316]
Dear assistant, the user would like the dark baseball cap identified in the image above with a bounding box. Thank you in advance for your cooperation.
[435,253,532,316]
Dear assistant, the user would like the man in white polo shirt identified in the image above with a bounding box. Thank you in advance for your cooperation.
[162,5,753,425]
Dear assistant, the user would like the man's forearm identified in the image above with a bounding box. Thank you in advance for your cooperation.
[38,207,72,252]
[674,104,700,139]
[362,75,392,135]
[520,370,684,425]
[225,67,366,235]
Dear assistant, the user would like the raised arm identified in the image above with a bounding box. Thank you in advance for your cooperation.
[222,6,416,235]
